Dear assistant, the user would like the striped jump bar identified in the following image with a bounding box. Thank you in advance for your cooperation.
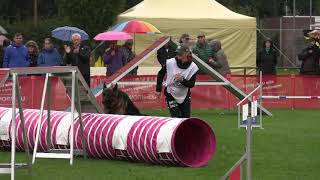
[261,96,320,99]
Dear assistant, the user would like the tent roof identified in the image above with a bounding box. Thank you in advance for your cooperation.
[119,0,255,22]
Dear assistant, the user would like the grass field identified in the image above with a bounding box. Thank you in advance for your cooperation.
[0,109,319,180]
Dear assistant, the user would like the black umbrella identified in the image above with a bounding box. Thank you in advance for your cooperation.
[0,26,8,35]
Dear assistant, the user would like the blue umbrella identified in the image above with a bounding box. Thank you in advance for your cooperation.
[52,26,89,41]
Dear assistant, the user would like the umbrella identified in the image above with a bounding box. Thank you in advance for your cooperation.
[112,20,161,34]
[94,31,133,41]
[52,26,89,41]
[112,20,161,52]
[0,26,7,35]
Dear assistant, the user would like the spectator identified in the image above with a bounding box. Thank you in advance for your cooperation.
[121,39,138,75]
[37,38,62,66]
[157,42,176,67]
[103,40,126,76]
[298,40,320,75]
[3,33,29,68]
[179,33,190,46]
[64,33,91,85]
[209,40,231,75]
[256,39,278,75]
[192,32,213,74]
[0,39,10,67]
[26,40,39,67]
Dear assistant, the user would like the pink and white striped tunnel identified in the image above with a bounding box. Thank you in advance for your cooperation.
[0,107,216,167]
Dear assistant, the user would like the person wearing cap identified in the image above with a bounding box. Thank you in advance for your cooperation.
[156,45,199,118]
[121,39,138,75]
[192,32,214,74]
[257,38,278,75]
[25,40,39,67]
[3,33,29,68]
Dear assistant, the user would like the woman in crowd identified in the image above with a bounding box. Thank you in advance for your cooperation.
[26,40,39,67]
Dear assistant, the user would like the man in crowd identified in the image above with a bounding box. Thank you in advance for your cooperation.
[298,40,320,75]
[157,42,176,67]
[103,40,126,76]
[3,33,29,68]
[38,38,62,66]
[156,45,199,118]
[64,33,91,86]
[192,33,213,74]
[121,39,137,75]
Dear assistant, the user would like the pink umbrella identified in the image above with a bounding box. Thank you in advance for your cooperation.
[94,31,133,41]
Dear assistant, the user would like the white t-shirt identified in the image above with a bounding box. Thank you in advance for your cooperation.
[164,58,199,103]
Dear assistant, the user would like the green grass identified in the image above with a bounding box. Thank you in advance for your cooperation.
[1,109,319,180]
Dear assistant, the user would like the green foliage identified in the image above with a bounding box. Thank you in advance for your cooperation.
[0,17,71,46]
[56,0,126,37]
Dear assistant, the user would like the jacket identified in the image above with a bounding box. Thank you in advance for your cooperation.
[103,46,126,76]
[192,42,213,74]
[157,45,176,66]
[37,48,62,66]
[298,44,320,75]
[3,42,29,68]
[209,40,231,75]
[257,40,278,75]
[64,44,91,75]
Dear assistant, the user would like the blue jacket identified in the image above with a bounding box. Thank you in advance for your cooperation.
[3,42,29,68]
[37,48,62,66]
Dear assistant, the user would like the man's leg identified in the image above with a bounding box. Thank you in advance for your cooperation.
[178,96,191,118]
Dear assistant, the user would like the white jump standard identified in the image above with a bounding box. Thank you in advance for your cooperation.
[0,71,31,180]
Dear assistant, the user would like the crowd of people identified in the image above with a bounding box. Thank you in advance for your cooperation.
[0,33,138,86]
[0,31,319,87]
[157,33,231,76]
[257,38,320,75]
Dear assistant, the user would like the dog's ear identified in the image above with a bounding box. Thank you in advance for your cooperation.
[103,83,107,90]
[113,83,118,91]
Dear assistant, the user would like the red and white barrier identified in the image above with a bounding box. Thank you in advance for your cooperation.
[0,107,216,167]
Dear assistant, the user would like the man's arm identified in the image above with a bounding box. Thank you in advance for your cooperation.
[2,48,9,68]
[156,65,167,92]
[180,74,197,88]
[79,46,91,62]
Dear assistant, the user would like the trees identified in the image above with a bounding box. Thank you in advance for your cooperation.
[56,0,126,36]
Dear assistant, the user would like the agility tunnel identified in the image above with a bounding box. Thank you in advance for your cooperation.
[0,107,216,167]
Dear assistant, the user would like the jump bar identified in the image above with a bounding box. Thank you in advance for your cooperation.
[116,81,230,86]
[261,96,320,99]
